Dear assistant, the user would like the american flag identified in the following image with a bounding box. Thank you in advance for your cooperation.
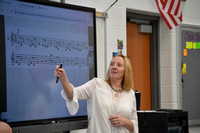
[155,0,183,30]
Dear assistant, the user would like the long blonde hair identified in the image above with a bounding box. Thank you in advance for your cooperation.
[105,54,134,91]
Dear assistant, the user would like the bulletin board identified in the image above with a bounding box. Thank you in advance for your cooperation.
[180,25,200,121]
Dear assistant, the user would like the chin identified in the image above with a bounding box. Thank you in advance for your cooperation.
[110,76,119,79]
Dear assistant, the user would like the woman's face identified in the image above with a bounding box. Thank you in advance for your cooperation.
[109,56,125,80]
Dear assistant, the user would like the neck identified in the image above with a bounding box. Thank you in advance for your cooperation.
[110,78,122,91]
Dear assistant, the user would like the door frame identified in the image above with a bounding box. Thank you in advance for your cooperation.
[126,11,160,109]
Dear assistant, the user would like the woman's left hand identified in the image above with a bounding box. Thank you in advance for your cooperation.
[109,115,126,127]
[109,115,134,131]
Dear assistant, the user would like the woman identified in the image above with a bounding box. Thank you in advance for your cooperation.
[55,54,138,133]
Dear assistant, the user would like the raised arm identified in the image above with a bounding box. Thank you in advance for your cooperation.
[55,65,73,100]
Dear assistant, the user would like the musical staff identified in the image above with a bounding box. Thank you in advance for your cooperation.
[9,31,88,51]
[11,52,87,66]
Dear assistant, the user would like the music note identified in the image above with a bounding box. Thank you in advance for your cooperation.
[10,31,88,52]
[11,51,87,67]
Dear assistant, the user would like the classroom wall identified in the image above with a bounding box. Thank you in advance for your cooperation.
[52,0,200,132]
[159,0,200,109]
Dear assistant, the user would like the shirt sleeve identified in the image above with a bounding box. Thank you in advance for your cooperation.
[61,78,97,115]
[130,91,139,133]
[61,87,78,115]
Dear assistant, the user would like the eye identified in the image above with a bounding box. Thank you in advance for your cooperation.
[117,63,122,67]
[110,62,114,66]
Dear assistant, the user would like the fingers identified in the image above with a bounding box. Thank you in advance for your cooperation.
[111,120,121,127]
[109,116,121,127]
[55,70,62,77]
[56,65,62,71]
[55,66,60,77]
[55,65,65,78]
[112,121,120,126]
[54,70,58,77]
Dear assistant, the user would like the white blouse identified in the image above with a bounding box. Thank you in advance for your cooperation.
[61,78,138,133]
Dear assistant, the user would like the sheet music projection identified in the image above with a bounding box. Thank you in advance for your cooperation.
[8,30,92,68]
[2,1,95,123]
[11,52,87,66]
[10,31,88,51]
[8,31,94,68]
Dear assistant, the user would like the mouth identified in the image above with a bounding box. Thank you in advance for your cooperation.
[111,71,117,74]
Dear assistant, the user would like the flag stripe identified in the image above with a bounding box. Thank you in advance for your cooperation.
[162,0,168,10]
[168,12,178,26]
[164,0,172,11]
[155,0,173,29]
[155,0,182,30]
[174,14,182,24]
[168,0,175,14]
[163,0,181,17]
[179,13,183,22]
[174,0,181,16]
[160,0,165,4]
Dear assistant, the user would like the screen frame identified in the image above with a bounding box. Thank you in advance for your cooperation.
[0,0,97,129]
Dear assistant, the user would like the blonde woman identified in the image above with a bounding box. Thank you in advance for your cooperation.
[55,54,138,133]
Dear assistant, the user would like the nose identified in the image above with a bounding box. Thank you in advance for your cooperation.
[111,65,117,70]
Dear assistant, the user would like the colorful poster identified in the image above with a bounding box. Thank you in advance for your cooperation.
[193,42,197,49]
[183,49,187,56]
[182,63,187,75]
[186,41,193,49]
[197,42,200,49]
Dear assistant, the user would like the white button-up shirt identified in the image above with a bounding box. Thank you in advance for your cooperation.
[61,78,138,133]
